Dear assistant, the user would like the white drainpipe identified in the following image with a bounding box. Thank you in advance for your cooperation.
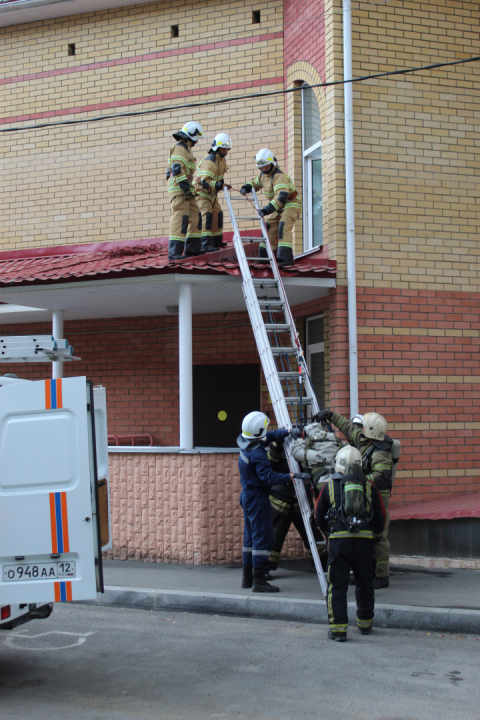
[52,309,64,380]
[343,0,359,416]
[178,283,193,449]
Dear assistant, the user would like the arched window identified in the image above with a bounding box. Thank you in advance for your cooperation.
[301,84,323,249]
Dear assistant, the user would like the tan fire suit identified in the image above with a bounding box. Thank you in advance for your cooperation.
[246,167,302,264]
[330,412,393,579]
[195,150,229,251]
[167,139,202,259]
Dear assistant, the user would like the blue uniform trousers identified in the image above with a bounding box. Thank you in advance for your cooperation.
[240,490,274,569]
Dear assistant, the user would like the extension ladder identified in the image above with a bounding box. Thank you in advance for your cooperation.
[224,187,328,597]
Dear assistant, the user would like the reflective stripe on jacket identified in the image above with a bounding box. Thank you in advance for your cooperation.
[330,412,393,491]
[315,472,386,541]
[167,140,197,197]
[195,151,228,198]
[250,167,302,213]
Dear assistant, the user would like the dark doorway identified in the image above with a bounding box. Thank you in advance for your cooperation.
[193,364,260,448]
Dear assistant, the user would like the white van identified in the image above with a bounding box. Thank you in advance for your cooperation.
[0,377,110,629]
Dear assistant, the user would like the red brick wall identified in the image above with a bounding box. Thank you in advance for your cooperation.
[327,286,480,506]
[0,312,259,446]
[284,0,326,81]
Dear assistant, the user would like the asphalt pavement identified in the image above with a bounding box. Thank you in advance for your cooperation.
[80,559,480,635]
[2,603,478,720]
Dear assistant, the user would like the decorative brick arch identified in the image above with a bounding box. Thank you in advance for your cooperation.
[285,62,327,254]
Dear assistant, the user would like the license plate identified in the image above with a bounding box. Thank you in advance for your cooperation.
[3,561,76,582]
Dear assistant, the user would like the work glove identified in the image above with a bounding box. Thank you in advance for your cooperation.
[184,190,195,200]
[166,169,171,181]
[315,409,332,422]
[258,203,275,218]
[215,180,224,191]
[293,472,312,485]
[201,179,210,191]
[240,184,252,196]
[290,428,303,439]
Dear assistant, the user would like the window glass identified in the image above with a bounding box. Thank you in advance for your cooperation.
[307,315,324,345]
[312,158,323,247]
[302,85,321,151]
[306,315,325,412]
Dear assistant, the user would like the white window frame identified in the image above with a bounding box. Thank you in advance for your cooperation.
[306,313,325,414]
[301,85,323,252]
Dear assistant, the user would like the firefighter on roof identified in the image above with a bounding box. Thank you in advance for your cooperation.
[167,121,205,260]
[195,133,232,253]
[240,148,302,266]
[316,408,393,589]
[315,445,385,642]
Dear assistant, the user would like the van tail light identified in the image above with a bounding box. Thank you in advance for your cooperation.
[1,605,11,621]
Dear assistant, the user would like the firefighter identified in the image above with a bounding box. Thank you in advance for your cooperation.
[315,408,393,589]
[195,133,232,253]
[315,445,385,641]
[167,121,205,260]
[267,439,326,572]
[237,411,306,592]
[240,148,302,266]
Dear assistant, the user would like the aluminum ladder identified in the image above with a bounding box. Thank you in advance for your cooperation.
[224,187,327,597]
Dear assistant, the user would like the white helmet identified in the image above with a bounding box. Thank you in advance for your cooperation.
[242,411,270,439]
[335,445,362,475]
[362,412,387,441]
[255,148,277,169]
[351,414,364,427]
[212,133,232,151]
[173,121,204,143]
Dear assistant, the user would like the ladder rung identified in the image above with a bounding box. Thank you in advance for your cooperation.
[258,300,283,307]
[285,396,313,404]
[265,324,291,331]
[278,372,300,378]
[270,347,297,355]
[241,236,262,240]
[252,279,277,287]
[237,216,259,220]
[230,197,246,200]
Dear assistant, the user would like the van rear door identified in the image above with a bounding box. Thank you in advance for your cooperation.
[0,376,105,605]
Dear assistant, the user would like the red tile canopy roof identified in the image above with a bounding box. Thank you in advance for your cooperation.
[391,492,480,521]
[0,233,336,287]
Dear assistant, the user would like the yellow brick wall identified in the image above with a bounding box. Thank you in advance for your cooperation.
[0,0,285,250]
[328,0,480,292]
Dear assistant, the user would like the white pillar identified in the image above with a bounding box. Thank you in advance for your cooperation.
[343,0,359,416]
[52,309,64,380]
[178,284,193,449]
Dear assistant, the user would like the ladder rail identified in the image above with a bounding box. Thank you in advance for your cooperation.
[224,187,327,597]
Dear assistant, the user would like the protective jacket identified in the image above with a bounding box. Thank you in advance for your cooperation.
[330,412,393,491]
[237,430,291,496]
[195,151,229,199]
[247,166,302,216]
[167,140,197,198]
[315,472,385,542]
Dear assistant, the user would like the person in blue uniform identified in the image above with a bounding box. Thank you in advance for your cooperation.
[237,411,307,592]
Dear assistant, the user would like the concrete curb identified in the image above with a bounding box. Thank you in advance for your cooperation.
[77,585,480,635]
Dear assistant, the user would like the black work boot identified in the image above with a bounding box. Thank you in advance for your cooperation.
[374,576,389,589]
[328,629,347,642]
[201,236,216,253]
[241,565,253,589]
[276,246,294,266]
[184,248,207,257]
[213,234,227,249]
[252,568,280,593]
[168,239,184,260]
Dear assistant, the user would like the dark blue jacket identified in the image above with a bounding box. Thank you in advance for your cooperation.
[237,430,291,496]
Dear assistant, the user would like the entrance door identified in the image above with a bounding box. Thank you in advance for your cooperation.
[193,364,260,448]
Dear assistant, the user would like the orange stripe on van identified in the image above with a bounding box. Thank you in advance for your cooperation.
[66,581,72,602]
[45,379,51,409]
[49,493,58,554]
[56,379,63,409]
[54,582,61,603]
[60,492,70,553]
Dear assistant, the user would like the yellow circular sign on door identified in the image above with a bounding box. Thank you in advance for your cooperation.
[218,411,227,421]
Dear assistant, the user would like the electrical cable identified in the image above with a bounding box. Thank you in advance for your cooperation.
[0,54,479,134]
